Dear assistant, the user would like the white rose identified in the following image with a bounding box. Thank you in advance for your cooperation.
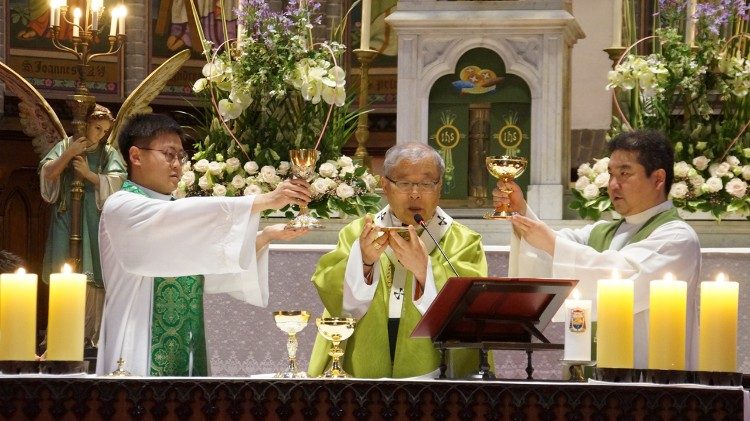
[208,161,225,176]
[212,184,227,196]
[318,162,338,178]
[725,178,748,198]
[363,173,378,190]
[714,162,732,177]
[194,159,210,173]
[244,161,259,175]
[244,184,263,196]
[181,162,192,173]
[231,174,246,189]
[225,157,241,173]
[692,156,710,171]
[198,175,211,191]
[592,157,610,174]
[669,181,689,199]
[574,176,590,191]
[726,155,740,167]
[582,183,601,200]
[258,165,277,183]
[673,161,691,178]
[311,177,334,196]
[181,171,196,187]
[742,165,750,180]
[577,163,594,178]
[688,174,705,187]
[703,176,723,193]
[340,165,355,177]
[337,155,353,168]
[277,161,291,176]
[335,183,355,199]
[593,172,610,188]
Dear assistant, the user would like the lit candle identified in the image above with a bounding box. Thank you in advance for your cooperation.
[109,7,119,37]
[699,273,739,372]
[118,6,127,36]
[360,0,371,50]
[685,0,696,46]
[612,0,622,47]
[46,264,87,361]
[596,270,634,368]
[49,0,57,28]
[648,273,687,370]
[0,268,38,361]
[73,7,81,38]
[563,289,592,361]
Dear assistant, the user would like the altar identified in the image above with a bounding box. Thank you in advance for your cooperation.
[202,224,750,379]
[0,376,745,419]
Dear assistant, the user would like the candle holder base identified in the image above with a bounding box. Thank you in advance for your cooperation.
[594,367,642,383]
[695,371,743,386]
[0,361,40,375]
[40,360,89,375]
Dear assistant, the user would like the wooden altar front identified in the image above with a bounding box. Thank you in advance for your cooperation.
[0,377,745,420]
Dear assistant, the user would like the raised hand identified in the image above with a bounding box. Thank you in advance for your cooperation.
[253,179,312,212]
[492,179,527,216]
[359,214,387,266]
[509,214,556,256]
[387,225,429,287]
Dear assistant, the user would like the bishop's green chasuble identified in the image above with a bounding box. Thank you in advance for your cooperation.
[307,214,488,378]
[120,180,208,376]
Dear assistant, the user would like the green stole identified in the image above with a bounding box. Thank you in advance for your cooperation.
[120,180,208,376]
[586,207,682,252]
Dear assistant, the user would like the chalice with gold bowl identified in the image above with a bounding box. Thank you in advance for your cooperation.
[286,149,324,230]
[273,310,310,378]
[316,317,357,378]
[485,156,528,219]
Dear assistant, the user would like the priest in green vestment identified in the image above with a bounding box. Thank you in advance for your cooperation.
[39,105,127,348]
[494,130,701,369]
[308,142,489,378]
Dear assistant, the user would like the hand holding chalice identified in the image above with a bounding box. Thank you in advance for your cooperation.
[485,155,528,219]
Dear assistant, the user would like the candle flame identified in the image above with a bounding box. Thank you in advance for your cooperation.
[62,263,72,274]
[73,7,81,18]
[572,288,581,300]
[664,272,674,281]
[118,5,127,17]
[716,272,727,282]
[15,267,27,275]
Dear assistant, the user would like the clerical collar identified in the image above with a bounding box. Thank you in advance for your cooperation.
[623,200,673,225]
[130,182,173,201]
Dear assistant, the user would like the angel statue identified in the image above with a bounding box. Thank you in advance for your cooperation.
[0,49,191,351]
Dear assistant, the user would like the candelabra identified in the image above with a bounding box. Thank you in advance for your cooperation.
[352,48,378,169]
[49,0,127,268]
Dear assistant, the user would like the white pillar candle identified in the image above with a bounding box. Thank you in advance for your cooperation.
[118,6,127,36]
[360,0,371,50]
[612,0,622,47]
[596,270,634,368]
[648,273,687,370]
[699,273,739,372]
[563,289,592,361]
[47,264,87,361]
[0,268,38,361]
[109,7,118,37]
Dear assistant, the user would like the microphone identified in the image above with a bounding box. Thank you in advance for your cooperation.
[413,214,459,277]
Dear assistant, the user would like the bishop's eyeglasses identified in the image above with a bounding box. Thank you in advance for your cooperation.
[385,176,441,193]
[138,147,189,165]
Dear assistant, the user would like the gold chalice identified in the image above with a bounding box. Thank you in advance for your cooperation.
[485,155,528,219]
[316,317,357,378]
[273,310,310,378]
[286,149,324,230]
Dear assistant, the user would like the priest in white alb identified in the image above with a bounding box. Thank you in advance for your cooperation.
[96,113,311,376]
[494,130,701,369]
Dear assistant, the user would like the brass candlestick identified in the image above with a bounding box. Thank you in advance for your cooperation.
[352,49,379,169]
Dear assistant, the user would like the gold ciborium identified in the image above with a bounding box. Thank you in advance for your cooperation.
[286,149,324,230]
[273,310,310,378]
[485,155,528,219]
[316,317,357,378]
